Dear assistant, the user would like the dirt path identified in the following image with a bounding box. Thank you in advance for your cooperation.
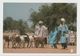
[3,45,76,53]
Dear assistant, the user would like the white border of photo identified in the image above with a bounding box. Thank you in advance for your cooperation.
[0,0,80,56]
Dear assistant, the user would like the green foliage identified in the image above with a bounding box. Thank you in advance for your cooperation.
[30,3,77,32]
[3,17,29,34]
[3,17,13,31]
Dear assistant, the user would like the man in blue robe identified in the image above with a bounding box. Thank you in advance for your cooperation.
[58,18,68,49]
[48,18,68,49]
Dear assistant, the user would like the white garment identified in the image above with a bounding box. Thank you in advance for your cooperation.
[69,31,75,43]
[35,25,48,38]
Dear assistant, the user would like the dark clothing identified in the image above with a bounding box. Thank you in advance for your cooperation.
[34,37,45,48]
[61,43,67,49]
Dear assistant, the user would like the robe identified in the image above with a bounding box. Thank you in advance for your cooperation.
[48,24,68,46]
[58,24,68,43]
[48,28,58,45]
[34,24,48,38]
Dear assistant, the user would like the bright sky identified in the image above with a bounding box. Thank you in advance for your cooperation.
[4,3,48,27]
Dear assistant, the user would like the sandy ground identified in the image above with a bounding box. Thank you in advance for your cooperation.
[3,33,76,53]
[3,45,76,53]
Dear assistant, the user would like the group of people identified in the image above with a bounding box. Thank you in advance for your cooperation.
[48,18,68,49]
[34,18,76,49]
[4,18,76,49]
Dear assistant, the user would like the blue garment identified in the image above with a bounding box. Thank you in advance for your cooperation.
[60,35,67,43]
[58,24,68,33]
[58,24,68,43]
[48,24,68,46]
[48,28,58,45]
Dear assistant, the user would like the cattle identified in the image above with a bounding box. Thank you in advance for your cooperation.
[3,33,48,48]
[11,34,30,48]
[3,35,10,48]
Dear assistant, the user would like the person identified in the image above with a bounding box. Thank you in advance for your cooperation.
[48,28,58,48]
[58,18,68,49]
[34,21,48,48]
[69,31,75,45]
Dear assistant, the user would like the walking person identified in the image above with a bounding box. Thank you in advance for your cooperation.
[48,28,58,48]
[34,21,48,48]
[58,18,69,49]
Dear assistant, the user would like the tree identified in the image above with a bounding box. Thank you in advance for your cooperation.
[30,3,77,32]
[3,17,30,34]
[3,17,14,31]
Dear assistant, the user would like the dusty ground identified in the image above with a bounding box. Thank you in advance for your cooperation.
[3,45,76,53]
[3,33,76,53]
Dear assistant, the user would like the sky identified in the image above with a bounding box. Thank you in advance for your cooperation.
[3,3,48,27]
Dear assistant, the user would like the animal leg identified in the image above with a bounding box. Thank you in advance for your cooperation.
[29,41,32,48]
[7,41,9,48]
[23,42,25,48]
[3,40,5,48]
[27,42,29,48]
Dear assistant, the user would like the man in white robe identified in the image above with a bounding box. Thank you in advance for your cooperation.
[34,21,48,48]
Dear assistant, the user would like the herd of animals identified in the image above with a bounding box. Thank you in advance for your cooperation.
[3,33,46,48]
[3,31,76,48]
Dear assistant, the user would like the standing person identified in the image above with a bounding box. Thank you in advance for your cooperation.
[69,31,75,46]
[34,21,48,48]
[58,18,69,49]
